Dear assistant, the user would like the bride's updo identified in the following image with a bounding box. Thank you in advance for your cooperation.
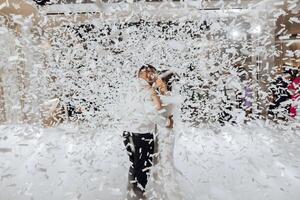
[158,70,180,91]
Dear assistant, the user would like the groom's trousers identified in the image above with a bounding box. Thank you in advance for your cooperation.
[123,131,154,200]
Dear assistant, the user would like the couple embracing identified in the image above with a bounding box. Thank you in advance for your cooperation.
[122,64,183,200]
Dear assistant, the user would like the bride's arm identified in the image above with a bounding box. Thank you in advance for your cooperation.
[150,87,163,110]
[154,79,174,128]
[155,78,168,95]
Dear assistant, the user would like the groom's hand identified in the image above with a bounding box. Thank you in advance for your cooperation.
[166,116,173,129]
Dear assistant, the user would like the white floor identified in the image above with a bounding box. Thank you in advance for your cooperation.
[0,122,300,200]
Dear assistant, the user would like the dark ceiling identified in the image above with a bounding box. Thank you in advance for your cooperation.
[33,0,181,6]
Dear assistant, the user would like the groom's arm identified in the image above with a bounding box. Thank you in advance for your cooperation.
[144,87,169,127]
[166,115,173,129]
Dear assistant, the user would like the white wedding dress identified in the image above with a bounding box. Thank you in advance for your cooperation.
[146,92,185,200]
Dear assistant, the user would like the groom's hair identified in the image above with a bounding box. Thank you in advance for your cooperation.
[137,64,157,76]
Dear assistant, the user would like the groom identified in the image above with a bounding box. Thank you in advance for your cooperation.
[123,64,166,200]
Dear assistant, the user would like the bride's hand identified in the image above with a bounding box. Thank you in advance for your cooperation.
[155,78,168,95]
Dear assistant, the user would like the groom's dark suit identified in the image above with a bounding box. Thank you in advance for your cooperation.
[122,79,165,200]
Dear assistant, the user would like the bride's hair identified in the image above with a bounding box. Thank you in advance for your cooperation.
[137,64,157,77]
[159,70,180,91]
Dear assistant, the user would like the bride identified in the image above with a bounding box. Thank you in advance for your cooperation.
[146,70,184,200]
